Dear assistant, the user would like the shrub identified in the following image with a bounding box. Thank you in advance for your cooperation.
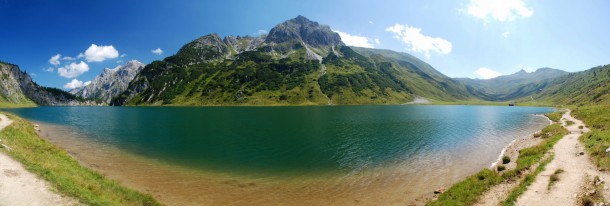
[502,156,511,164]
[497,166,506,172]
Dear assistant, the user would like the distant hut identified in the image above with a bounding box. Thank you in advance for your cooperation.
[508,103,515,106]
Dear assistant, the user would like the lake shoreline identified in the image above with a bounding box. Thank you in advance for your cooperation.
[489,114,552,170]
[1,105,554,205]
[0,113,161,205]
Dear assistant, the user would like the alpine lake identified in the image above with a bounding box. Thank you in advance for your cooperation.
[1,105,553,205]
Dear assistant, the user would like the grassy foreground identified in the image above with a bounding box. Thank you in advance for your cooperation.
[0,113,161,206]
[573,105,610,171]
[427,114,567,206]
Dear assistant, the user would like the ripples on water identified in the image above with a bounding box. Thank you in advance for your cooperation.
[2,105,553,205]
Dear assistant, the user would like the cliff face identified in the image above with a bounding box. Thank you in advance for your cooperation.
[0,62,85,106]
[71,60,145,104]
[265,15,343,48]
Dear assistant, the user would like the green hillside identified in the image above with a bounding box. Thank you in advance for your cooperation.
[516,64,610,105]
[113,16,476,106]
[456,68,568,102]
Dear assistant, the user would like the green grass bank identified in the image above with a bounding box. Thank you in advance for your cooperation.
[0,113,161,206]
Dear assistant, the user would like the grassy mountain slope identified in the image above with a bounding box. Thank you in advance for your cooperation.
[113,16,475,106]
[456,68,568,101]
[351,47,475,101]
[516,64,610,105]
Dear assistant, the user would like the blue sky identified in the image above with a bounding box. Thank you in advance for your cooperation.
[1,0,609,89]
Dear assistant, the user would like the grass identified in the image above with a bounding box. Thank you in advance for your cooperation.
[427,169,503,206]
[501,154,554,206]
[0,101,37,108]
[427,119,568,206]
[545,112,563,123]
[573,105,610,171]
[547,169,564,190]
[514,124,566,172]
[565,120,575,126]
[0,113,161,206]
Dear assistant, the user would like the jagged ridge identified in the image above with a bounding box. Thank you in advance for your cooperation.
[71,60,145,104]
[111,16,476,106]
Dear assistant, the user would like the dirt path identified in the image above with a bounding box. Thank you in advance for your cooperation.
[516,110,609,205]
[0,114,80,206]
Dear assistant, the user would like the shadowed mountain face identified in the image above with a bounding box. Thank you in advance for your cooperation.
[111,16,475,106]
[456,68,569,101]
[0,61,84,105]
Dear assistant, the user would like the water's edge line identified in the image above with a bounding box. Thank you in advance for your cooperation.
[489,114,552,169]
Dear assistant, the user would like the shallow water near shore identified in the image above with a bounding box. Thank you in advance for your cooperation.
[2,105,552,205]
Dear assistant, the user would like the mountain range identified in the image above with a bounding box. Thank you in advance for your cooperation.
[110,16,475,106]
[456,68,569,101]
[1,16,609,107]
[70,60,145,104]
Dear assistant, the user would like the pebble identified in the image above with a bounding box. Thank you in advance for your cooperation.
[433,188,446,194]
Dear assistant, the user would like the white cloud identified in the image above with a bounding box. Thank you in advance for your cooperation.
[368,20,374,25]
[44,67,54,72]
[374,38,380,45]
[334,30,375,48]
[61,56,76,61]
[84,44,119,62]
[83,81,92,86]
[63,79,86,89]
[151,48,163,55]
[30,73,36,77]
[257,29,268,35]
[49,54,61,65]
[466,0,533,22]
[77,53,84,59]
[474,67,502,79]
[58,61,90,78]
[386,24,452,58]
[119,53,127,58]
[502,31,510,38]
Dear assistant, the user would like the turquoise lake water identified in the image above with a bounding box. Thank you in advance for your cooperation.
[2,105,552,177]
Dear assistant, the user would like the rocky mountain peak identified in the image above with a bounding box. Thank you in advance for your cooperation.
[174,33,231,64]
[223,35,264,53]
[72,60,145,104]
[193,33,224,46]
[265,15,344,47]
